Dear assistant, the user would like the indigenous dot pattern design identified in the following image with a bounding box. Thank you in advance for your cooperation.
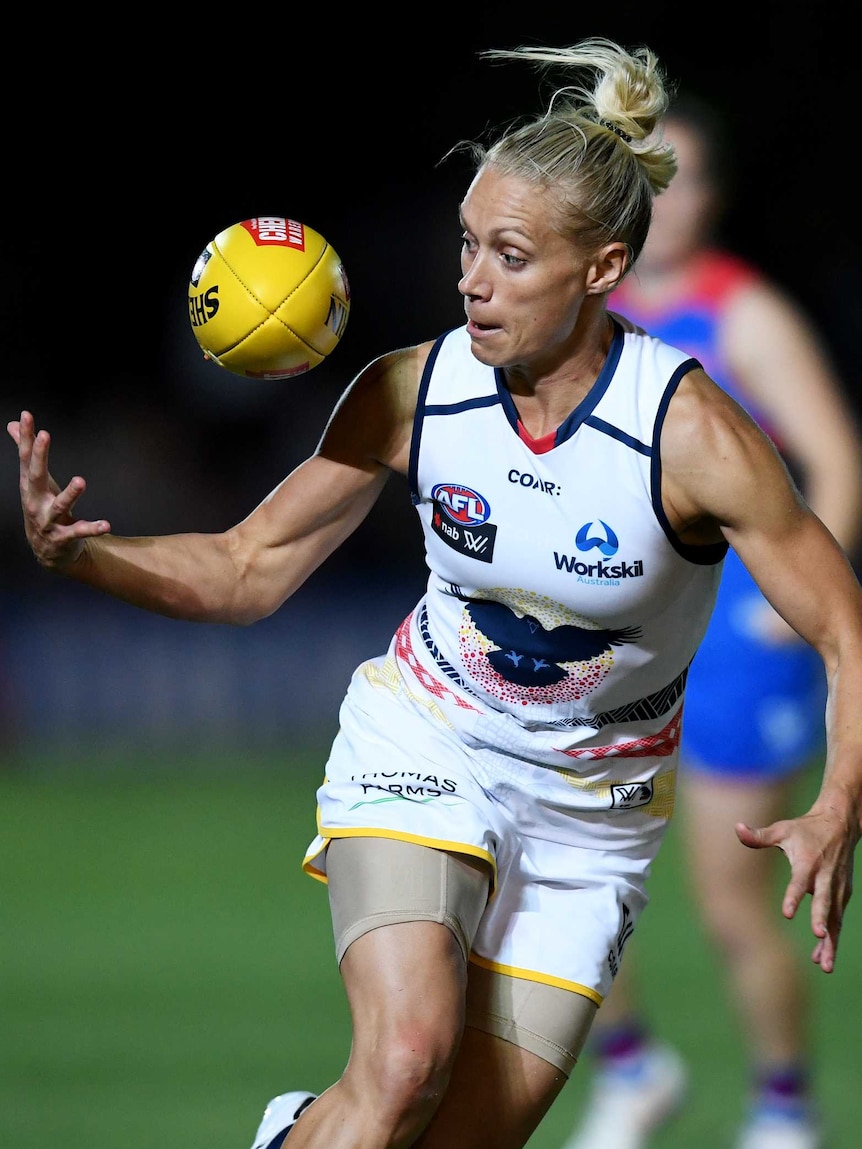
[457,587,618,706]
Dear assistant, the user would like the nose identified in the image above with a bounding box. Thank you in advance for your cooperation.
[458,259,488,300]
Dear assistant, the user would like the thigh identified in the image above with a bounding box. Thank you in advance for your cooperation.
[328,837,492,1074]
[326,836,491,964]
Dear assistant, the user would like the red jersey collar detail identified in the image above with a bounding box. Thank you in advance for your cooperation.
[517,419,557,455]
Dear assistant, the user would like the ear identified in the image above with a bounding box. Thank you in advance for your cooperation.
[585,242,630,295]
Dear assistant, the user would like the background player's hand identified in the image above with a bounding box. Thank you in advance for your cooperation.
[735,802,858,973]
[7,410,110,570]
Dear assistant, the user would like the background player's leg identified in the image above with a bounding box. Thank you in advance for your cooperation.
[682,771,820,1146]
[564,768,820,1149]
[559,950,686,1149]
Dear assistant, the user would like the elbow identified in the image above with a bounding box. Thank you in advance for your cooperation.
[230,607,273,628]
[221,582,286,628]
[222,527,302,626]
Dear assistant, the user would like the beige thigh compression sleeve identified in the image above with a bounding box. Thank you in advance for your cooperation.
[325,836,490,965]
[465,962,597,1076]
[325,836,597,1076]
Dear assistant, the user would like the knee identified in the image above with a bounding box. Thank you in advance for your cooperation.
[381,1018,459,1110]
[356,1017,460,1133]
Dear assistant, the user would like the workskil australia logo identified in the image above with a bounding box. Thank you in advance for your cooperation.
[431,482,497,563]
[554,519,644,585]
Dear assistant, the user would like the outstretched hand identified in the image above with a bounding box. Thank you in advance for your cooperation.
[7,410,111,570]
[736,804,858,973]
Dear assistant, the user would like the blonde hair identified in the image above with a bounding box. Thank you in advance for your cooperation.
[468,37,677,267]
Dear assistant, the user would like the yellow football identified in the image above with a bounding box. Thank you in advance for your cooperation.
[188,216,350,380]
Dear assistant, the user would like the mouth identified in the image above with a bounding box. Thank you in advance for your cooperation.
[466,316,500,336]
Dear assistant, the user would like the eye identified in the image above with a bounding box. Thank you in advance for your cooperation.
[460,231,477,254]
[501,251,527,268]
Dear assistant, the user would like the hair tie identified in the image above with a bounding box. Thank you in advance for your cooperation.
[599,118,632,143]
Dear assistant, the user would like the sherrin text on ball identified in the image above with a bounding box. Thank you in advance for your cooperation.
[188,216,350,380]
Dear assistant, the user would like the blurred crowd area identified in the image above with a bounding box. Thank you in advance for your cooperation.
[2,12,860,759]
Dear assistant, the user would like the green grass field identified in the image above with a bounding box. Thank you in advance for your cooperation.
[2,753,860,1148]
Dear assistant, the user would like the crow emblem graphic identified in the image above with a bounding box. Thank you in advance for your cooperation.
[446,588,641,688]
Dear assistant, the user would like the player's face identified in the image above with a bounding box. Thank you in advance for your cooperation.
[457,166,596,371]
[640,119,719,269]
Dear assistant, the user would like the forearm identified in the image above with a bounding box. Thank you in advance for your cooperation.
[61,501,362,625]
[65,531,256,624]
[817,656,862,834]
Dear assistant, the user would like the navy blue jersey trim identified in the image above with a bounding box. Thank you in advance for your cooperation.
[583,415,651,456]
[409,330,452,504]
[651,357,728,565]
[497,374,522,433]
[424,393,501,416]
[554,320,626,446]
[496,321,627,445]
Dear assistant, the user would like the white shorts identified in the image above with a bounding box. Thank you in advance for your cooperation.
[303,648,675,1003]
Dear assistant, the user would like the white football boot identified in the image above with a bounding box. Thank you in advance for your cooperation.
[250,1091,317,1149]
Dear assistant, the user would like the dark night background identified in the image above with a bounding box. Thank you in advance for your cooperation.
[5,21,862,1148]
[2,7,859,752]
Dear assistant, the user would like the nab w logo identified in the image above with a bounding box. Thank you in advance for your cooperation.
[463,531,489,554]
[431,499,497,563]
[609,780,654,809]
[575,520,619,557]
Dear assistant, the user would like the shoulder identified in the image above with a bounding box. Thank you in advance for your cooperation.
[350,340,435,422]
[664,365,767,462]
[660,365,786,539]
[318,340,436,473]
[697,249,762,294]
[614,249,761,317]
[722,269,815,340]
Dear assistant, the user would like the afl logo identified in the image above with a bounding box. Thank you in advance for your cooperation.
[575,520,619,557]
[432,484,491,526]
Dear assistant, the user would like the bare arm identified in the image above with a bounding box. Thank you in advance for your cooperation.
[723,279,862,553]
[664,371,862,971]
[8,344,428,625]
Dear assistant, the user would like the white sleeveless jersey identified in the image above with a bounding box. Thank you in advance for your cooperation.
[396,318,727,775]
[303,318,727,989]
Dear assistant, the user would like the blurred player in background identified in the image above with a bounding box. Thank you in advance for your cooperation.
[10,45,862,1149]
[563,94,862,1149]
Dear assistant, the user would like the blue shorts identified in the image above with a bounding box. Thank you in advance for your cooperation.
[681,551,826,780]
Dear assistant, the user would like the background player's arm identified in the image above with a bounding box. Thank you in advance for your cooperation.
[7,345,426,626]
[723,279,862,553]
[663,369,862,969]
